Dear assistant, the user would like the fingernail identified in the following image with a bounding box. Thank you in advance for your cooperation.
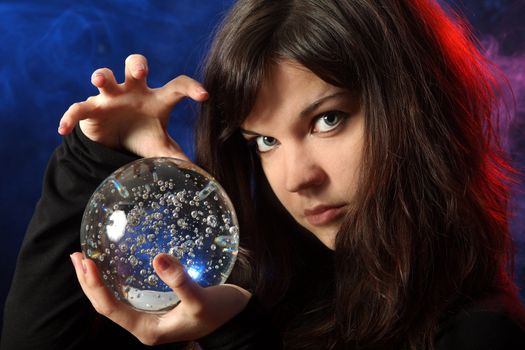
[70,254,86,274]
[197,87,208,96]
[156,255,171,271]
[133,63,146,72]
[91,72,103,80]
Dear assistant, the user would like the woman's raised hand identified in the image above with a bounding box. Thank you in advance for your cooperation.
[70,252,251,345]
[58,54,208,160]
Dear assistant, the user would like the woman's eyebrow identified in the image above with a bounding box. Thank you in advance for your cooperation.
[299,90,347,118]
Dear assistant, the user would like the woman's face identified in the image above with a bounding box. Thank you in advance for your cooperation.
[241,61,365,249]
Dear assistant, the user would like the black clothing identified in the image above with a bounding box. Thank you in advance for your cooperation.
[2,127,525,349]
[1,128,179,350]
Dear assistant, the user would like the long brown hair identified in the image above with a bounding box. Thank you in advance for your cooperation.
[194,0,518,349]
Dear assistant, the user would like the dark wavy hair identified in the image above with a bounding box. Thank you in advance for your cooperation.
[194,0,518,348]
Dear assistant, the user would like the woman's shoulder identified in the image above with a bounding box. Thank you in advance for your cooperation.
[435,291,525,349]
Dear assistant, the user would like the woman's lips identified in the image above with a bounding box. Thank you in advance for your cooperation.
[304,204,346,226]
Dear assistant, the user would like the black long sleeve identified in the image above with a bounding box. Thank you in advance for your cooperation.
[0,127,184,350]
[435,293,525,350]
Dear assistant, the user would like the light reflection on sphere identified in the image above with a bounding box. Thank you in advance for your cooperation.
[80,157,239,313]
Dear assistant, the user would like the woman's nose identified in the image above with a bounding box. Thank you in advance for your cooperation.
[284,147,327,193]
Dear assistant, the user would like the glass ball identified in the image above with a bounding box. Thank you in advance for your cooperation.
[80,157,239,313]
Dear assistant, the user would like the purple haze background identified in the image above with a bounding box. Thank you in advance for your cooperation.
[0,0,523,328]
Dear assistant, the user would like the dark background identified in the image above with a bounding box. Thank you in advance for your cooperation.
[1,0,524,330]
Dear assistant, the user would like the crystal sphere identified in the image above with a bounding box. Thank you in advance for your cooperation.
[80,157,239,313]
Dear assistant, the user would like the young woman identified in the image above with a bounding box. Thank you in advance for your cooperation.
[3,0,525,349]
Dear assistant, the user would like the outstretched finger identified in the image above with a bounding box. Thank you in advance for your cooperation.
[70,252,147,337]
[58,100,97,135]
[159,75,209,108]
[153,254,204,311]
[124,54,149,88]
[91,68,119,95]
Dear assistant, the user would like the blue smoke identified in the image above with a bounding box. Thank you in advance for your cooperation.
[0,0,232,125]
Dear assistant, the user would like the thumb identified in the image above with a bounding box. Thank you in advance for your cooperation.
[153,253,203,307]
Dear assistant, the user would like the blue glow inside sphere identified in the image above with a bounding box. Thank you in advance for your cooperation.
[80,157,239,313]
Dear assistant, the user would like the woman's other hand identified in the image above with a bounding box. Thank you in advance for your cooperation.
[70,252,251,345]
[58,54,208,160]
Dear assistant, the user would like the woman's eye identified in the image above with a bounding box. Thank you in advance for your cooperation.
[312,111,347,133]
[255,136,278,153]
